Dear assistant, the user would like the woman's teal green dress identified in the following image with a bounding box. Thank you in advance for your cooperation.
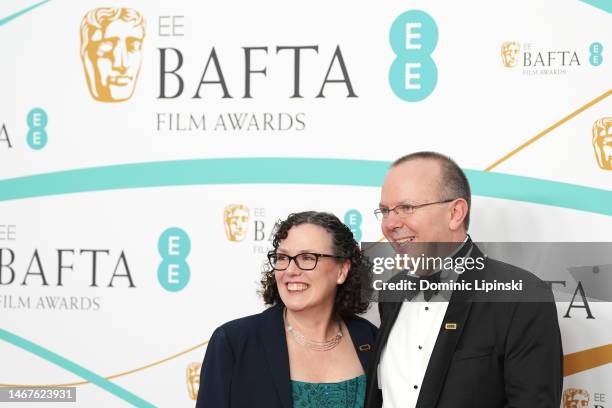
[291,374,366,408]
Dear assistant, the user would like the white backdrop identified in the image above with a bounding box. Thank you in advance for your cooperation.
[1,0,611,407]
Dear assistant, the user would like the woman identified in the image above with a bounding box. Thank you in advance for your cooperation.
[196,211,376,408]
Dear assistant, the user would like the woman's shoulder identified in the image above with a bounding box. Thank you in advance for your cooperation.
[213,303,282,341]
[343,313,378,336]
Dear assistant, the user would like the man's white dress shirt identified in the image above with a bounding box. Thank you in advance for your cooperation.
[378,238,470,408]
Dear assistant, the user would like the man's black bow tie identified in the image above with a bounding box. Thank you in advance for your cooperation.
[406,272,442,301]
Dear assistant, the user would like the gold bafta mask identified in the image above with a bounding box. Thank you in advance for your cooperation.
[563,388,590,408]
[224,205,250,242]
[186,362,202,400]
[593,117,612,170]
[80,8,145,102]
[501,42,520,67]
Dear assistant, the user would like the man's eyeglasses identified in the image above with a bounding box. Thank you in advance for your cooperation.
[374,199,457,221]
[267,252,345,271]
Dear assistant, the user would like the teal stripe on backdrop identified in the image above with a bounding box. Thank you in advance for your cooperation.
[0,328,155,407]
[578,0,612,13]
[0,158,610,216]
[0,0,52,27]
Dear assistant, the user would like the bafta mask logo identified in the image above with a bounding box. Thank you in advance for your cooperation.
[501,41,520,67]
[563,388,590,408]
[186,362,201,400]
[80,8,145,102]
[593,117,612,170]
[224,205,250,242]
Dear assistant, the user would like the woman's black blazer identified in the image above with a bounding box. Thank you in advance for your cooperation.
[195,303,378,408]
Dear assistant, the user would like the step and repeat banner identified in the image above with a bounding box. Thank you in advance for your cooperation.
[1,0,611,406]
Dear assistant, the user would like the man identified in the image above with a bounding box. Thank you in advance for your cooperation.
[365,151,563,408]
[80,7,145,102]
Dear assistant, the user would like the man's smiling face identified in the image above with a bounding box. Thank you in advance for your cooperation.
[380,159,456,251]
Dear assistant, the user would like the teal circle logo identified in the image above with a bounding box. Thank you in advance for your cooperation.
[589,42,603,67]
[27,129,48,150]
[157,260,190,292]
[158,227,191,258]
[27,108,48,128]
[389,10,439,102]
[157,227,191,292]
[344,209,363,241]
[26,108,48,150]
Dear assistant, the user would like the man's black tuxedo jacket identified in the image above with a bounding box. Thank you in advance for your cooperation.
[196,303,378,408]
[365,242,563,408]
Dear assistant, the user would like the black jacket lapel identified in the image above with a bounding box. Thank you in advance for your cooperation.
[373,301,403,366]
[415,296,473,408]
[345,317,375,372]
[259,305,292,408]
[415,243,482,408]
[365,300,402,408]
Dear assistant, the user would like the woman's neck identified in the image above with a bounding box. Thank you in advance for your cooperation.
[285,304,339,341]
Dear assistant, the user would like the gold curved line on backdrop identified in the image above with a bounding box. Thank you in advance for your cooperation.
[485,89,612,172]
[3,333,611,387]
[564,343,612,377]
[0,234,386,387]
[1,337,611,386]
[0,340,209,387]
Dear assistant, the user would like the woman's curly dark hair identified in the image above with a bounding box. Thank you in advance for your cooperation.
[260,211,372,317]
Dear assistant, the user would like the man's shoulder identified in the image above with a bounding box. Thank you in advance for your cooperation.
[469,242,546,285]
[483,257,544,283]
[476,256,554,302]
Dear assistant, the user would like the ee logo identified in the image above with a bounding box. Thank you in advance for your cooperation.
[344,209,363,241]
[389,10,438,102]
[589,42,603,67]
[27,108,48,150]
[158,227,191,292]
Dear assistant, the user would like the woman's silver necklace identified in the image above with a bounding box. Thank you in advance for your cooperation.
[284,308,343,351]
